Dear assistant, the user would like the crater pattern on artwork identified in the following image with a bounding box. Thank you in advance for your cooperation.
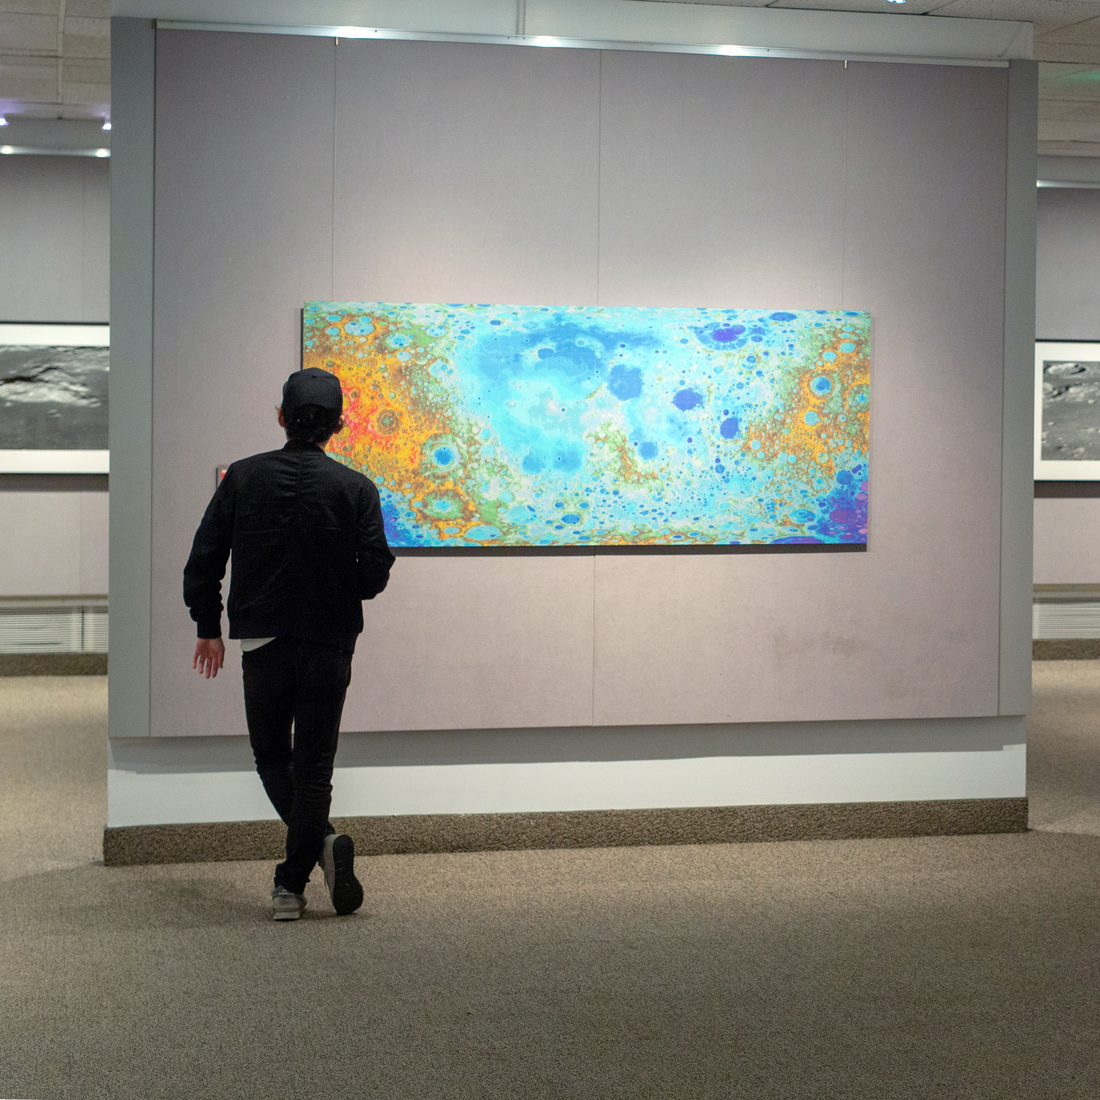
[302,302,870,547]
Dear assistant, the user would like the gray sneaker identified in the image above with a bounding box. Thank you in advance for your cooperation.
[321,833,364,915]
[272,885,306,921]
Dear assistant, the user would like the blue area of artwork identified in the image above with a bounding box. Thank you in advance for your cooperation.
[609,364,643,400]
[719,416,740,440]
[464,525,502,541]
[673,388,703,411]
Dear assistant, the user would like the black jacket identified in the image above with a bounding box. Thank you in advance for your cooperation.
[183,440,395,653]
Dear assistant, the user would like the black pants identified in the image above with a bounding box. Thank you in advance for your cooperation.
[242,637,352,893]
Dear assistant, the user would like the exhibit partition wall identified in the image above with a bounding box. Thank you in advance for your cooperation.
[1034,187,1100,585]
[0,157,109,604]
[107,18,1036,852]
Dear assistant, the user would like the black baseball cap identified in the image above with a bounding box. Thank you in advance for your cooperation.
[282,367,343,416]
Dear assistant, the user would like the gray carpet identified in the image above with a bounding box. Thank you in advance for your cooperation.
[1,673,1098,1100]
[1029,660,1100,837]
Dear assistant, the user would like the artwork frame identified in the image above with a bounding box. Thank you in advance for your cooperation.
[303,301,870,549]
[1035,340,1100,481]
[0,323,110,474]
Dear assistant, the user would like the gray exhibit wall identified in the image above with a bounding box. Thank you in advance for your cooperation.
[1035,497,1100,585]
[0,475,108,596]
[1035,188,1100,585]
[1000,60,1036,716]
[1036,188,1100,342]
[147,30,1013,739]
[0,156,109,324]
[0,155,109,598]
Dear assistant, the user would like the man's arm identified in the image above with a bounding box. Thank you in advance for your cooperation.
[356,480,395,600]
[183,468,235,646]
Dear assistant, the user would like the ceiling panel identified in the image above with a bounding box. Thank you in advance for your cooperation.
[1038,45,1100,62]
[0,0,106,118]
[1039,13,1100,42]
[0,2,61,17]
[766,1,944,14]
[929,0,1100,28]
[0,12,56,53]
[1039,139,1100,152]
[0,55,54,100]
[1040,99,1100,116]
[2,0,1100,160]
[1040,60,1100,93]
[64,20,109,60]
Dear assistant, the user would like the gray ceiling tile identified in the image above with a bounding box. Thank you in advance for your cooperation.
[0,56,55,100]
[66,0,109,15]
[63,23,109,61]
[1041,14,1100,42]
[0,2,60,16]
[0,12,58,54]
[928,0,1100,27]
[766,1,945,14]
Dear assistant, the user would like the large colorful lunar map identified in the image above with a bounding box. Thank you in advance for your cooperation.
[301,302,870,547]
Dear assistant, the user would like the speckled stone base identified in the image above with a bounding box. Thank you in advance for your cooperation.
[1033,639,1100,660]
[0,654,108,676]
[102,798,1029,866]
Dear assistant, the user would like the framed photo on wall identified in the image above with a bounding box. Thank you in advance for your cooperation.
[0,323,109,474]
[1035,340,1100,480]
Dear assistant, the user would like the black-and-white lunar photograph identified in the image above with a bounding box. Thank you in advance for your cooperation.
[0,343,109,451]
[1041,356,1100,461]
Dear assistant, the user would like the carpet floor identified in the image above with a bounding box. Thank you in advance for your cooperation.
[1,670,1097,1099]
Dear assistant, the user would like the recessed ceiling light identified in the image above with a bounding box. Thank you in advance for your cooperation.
[94,148,109,157]
[1,146,13,155]
[102,120,111,131]
[0,116,7,126]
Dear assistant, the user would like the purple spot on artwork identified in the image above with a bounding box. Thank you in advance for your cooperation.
[673,388,703,411]
[712,326,744,342]
[719,416,740,439]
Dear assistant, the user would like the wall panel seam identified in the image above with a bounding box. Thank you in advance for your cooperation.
[148,24,159,738]
[331,37,337,301]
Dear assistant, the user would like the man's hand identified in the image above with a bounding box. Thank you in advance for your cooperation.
[193,637,226,679]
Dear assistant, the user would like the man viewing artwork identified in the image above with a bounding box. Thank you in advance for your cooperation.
[183,367,395,921]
